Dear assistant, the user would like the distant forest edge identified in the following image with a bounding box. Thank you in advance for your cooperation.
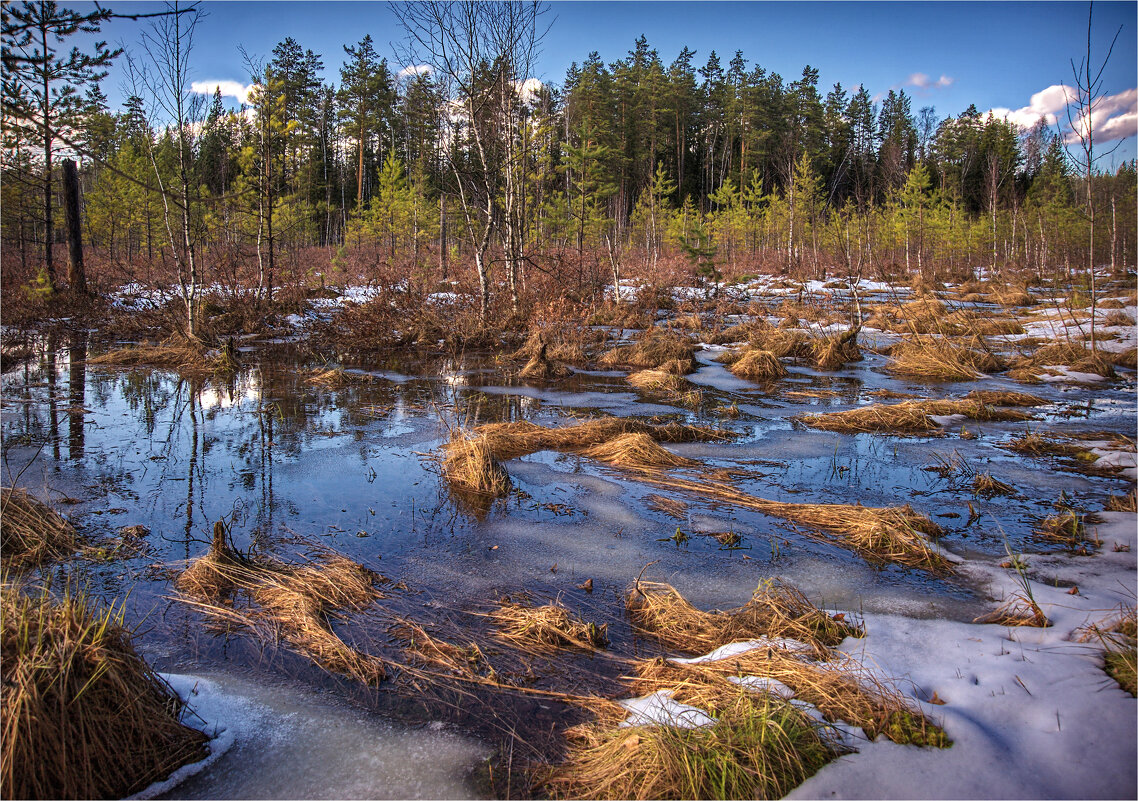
[3,1,1135,332]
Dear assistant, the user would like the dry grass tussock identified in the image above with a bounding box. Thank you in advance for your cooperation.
[627,368,690,393]
[973,593,1050,628]
[887,335,1003,380]
[88,336,236,375]
[492,601,609,653]
[1,488,78,570]
[1105,489,1137,512]
[800,394,1038,435]
[1008,342,1117,380]
[626,579,861,659]
[519,339,573,380]
[1076,607,1136,697]
[580,433,699,470]
[2,582,209,799]
[986,286,1036,307]
[398,621,499,682]
[728,348,787,381]
[549,688,839,800]
[812,331,862,370]
[175,522,387,684]
[598,330,695,372]
[1034,510,1093,552]
[444,417,728,480]
[749,328,812,359]
[631,652,948,747]
[302,367,375,387]
[632,475,949,572]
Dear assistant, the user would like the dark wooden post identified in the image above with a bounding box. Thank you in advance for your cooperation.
[62,158,87,295]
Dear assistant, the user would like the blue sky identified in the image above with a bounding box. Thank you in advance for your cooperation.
[80,1,1137,165]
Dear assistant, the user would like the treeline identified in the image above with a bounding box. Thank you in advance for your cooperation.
[3,4,1135,324]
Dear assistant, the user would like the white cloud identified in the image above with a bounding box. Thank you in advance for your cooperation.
[897,73,955,93]
[397,64,432,81]
[516,77,543,104]
[991,84,1136,145]
[191,79,254,105]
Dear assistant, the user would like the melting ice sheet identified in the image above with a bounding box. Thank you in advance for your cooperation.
[151,672,488,800]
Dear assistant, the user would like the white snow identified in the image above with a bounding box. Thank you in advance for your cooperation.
[670,637,816,663]
[127,674,235,800]
[619,690,717,728]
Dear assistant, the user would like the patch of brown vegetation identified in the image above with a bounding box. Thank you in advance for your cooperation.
[728,348,787,381]
[2,583,209,799]
[580,433,699,470]
[492,601,609,653]
[598,330,696,372]
[626,579,861,658]
[175,523,386,684]
[888,336,1003,381]
[800,398,1035,435]
[1,488,78,571]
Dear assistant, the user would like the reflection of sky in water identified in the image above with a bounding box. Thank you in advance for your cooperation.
[1,343,1134,621]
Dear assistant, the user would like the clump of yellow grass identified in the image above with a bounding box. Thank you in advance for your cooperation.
[88,336,233,375]
[973,593,1050,628]
[492,601,609,653]
[302,367,375,387]
[1008,342,1116,380]
[728,348,787,381]
[887,336,1003,380]
[1,488,78,571]
[630,650,949,747]
[812,330,861,370]
[1076,607,1136,697]
[442,431,513,497]
[580,433,699,470]
[800,396,1036,435]
[626,579,861,658]
[598,330,695,372]
[519,340,573,380]
[2,582,209,799]
[549,687,838,800]
[175,522,387,684]
[628,369,690,393]
[629,473,949,571]
[749,328,812,359]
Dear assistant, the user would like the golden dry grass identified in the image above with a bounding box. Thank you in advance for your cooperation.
[598,330,695,372]
[973,594,1050,627]
[1009,342,1117,380]
[800,398,1035,435]
[580,433,699,470]
[549,689,838,800]
[812,331,862,370]
[729,349,787,381]
[626,580,861,658]
[633,476,949,572]
[2,582,209,799]
[887,336,1003,381]
[87,337,231,375]
[631,652,948,747]
[492,601,609,653]
[749,328,812,359]
[0,488,78,571]
[1076,607,1136,697]
[973,472,1014,497]
[1106,489,1137,512]
[442,432,513,497]
[398,621,499,682]
[175,523,387,684]
[302,367,375,387]
[628,369,690,392]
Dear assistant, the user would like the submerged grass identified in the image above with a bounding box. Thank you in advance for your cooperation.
[1,488,78,571]
[1,581,209,799]
[634,475,950,572]
[492,601,609,653]
[175,522,387,684]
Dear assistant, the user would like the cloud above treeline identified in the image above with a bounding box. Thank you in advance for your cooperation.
[990,84,1137,144]
[397,64,432,80]
[190,80,254,105]
[907,73,954,91]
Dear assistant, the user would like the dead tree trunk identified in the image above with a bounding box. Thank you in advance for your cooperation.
[62,159,87,295]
